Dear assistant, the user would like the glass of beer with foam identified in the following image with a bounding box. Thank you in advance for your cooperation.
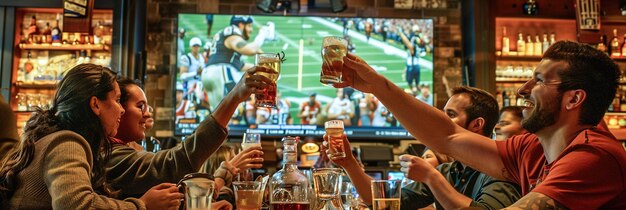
[255,53,281,107]
[320,36,348,85]
[325,120,346,158]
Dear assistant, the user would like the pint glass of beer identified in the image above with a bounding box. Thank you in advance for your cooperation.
[255,53,281,108]
[320,36,348,85]
[325,120,346,158]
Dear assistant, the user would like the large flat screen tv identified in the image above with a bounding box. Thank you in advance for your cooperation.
[175,14,434,139]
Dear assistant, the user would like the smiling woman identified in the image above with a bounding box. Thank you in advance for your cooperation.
[0,64,181,209]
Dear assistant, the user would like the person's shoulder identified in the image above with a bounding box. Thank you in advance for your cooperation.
[40,130,87,145]
[572,128,626,161]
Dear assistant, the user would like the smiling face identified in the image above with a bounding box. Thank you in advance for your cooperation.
[98,81,125,137]
[518,59,567,133]
[116,84,150,142]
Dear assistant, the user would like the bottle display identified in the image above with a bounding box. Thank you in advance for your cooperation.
[541,33,549,54]
[598,35,608,54]
[525,34,534,56]
[533,34,542,56]
[502,27,510,55]
[51,14,62,45]
[611,29,620,57]
[269,136,311,210]
[517,32,525,56]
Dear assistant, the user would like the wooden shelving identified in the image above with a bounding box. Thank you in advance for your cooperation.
[14,81,57,89]
[18,43,107,51]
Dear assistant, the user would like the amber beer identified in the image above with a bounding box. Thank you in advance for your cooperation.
[325,120,346,158]
[235,189,262,210]
[320,36,348,85]
[255,53,281,107]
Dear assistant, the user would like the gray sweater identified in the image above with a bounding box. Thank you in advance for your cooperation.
[6,130,145,209]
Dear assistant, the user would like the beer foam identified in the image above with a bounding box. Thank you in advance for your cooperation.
[258,56,280,63]
[323,36,347,47]
[325,120,344,129]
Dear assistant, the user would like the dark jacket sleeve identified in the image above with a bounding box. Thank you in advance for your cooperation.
[469,174,522,210]
[106,115,228,197]
[400,181,436,210]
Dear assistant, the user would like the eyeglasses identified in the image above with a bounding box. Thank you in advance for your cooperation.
[139,102,154,115]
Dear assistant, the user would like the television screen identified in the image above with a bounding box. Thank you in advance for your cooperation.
[175,13,434,139]
[387,171,405,180]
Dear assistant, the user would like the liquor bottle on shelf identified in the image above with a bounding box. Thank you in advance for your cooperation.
[27,15,39,42]
[22,51,35,82]
[549,32,556,46]
[598,35,608,54]
[508,89,517,106]
[94,21,105,45]
[542,33,549,54]
[533,34,542,56]
[51,14,62,45]
[517,32,526,56]
[613,92,621,112]
[41,22,51,44]
[269,136,311,210]
[526,34,534,56]
[611,29,621,57]
[621,34,626,57]
[502,27,510,55]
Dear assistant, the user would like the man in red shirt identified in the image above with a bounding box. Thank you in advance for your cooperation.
[334,41,626,209]
[299,93,322,125]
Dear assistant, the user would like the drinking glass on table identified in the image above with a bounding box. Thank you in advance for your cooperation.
[254,53,281,108]
[233,181,264,210]
[320,36,348,85]
[313,168,343,209]
[371,180,402,210]
[339,181,355,210]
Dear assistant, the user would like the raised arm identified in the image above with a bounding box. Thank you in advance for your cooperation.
[335,53,507,180]
[327,135,375,204]
[225,35,263,56]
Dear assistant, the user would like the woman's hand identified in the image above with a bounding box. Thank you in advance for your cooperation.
[211,200,233,210]
[139,183,182,210]
[229,145,264,172]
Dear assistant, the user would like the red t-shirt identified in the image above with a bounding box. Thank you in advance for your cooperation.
[496,128,626,209]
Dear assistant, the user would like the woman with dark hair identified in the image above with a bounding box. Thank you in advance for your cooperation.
[0,64,180,209]
[106,66,269,200]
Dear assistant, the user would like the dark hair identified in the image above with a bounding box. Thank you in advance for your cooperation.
[117,77,142,105]
[500,106,523,120]
[0,64,119,200]
[451,86,500,137]
[543,41,621,125]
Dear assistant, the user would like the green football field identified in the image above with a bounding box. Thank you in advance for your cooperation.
[178,14,433,124]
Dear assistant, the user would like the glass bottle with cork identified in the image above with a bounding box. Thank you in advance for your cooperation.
[269,136,312,210]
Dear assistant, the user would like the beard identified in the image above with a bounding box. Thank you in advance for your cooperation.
[522,93,562,133]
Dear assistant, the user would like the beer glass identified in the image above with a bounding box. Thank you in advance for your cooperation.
[233,181,264,210]
[313,168,343,210]
[325,120,346,158]
[371,180,402,210]
[255,53,281,108]
[320,36,348,85]
[240,133,262,181]
[242,133,262,150]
